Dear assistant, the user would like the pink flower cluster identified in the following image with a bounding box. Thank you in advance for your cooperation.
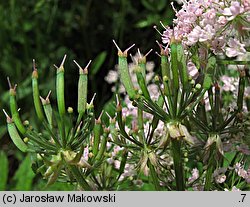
[162,0,250,57]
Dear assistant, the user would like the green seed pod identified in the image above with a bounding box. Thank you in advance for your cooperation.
[56,55,66,117]
[161,54,170,95]
[95,128,109,160]
[32,60,45,121]
[119,149,128,175]
[176,43,189,90]
[214,83,221,126]
[93,112,103,157]
[135,66,151,100]
[74,60,91,115]
[7,78,26,134]
[106,113,118,142]
[137,48,152,79]
[170,38,180,91]
[3,110,28,152]
[113,40,136,99]
[237,70,246,111]
[40,91,53,128]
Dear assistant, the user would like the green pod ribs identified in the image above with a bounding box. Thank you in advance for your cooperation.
[56,55,66,117]
[4,110,27,152]
[113,40,136,99]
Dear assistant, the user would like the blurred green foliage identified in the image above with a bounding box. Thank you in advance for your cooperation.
[0,0,176,190]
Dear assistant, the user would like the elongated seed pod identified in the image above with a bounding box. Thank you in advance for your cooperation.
[56,55,66,117]
[3,110,28,152]
[95,128,109,160]
[170,38,179,91]
[93,114,103,157]
[161,54,170,96]
[106,113,118,142]
[119,149,128,175]
[32,60,45,121]
[8,79,26,134]
[135,67,151,100]
[74,60,91,115]
[214,83,221,128]
[40,91,53,128]
[113,40,136,99]
[237,70,246,111]
[176,43,189,90]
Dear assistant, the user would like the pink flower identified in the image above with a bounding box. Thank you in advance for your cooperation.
[162,0,249,58]
[188,168,199,183]
[162,27,173,44]
[225,38,246,57]
[215,174,226,183]
[223,1,244,20]
[187,26,202,45]
[187,61,199,79]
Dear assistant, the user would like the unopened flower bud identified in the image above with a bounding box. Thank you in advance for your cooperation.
[195,84,201,90]
[163,76,169,82]
[67,107,73,114]
[154,75,160,83]
[23,120,29,126]
[23,137,29,143]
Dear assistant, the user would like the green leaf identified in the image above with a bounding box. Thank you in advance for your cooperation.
[90,51,107,76]
[0,151,8,190]
[13,155,35,190]
[223,151,237,168]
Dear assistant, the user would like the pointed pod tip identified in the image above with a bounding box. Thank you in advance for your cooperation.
[60,54,67,68]
[90,93,96,105]
[3,109,12,123]
[32,59,37,71]
[125,43,135,53]
[112,39,121,52]
[73,60,82,70]
[145,49,153,57]
[2,109,9,118]
[53,64,59,69]
[85,60,92,70]
[7,77,12,89]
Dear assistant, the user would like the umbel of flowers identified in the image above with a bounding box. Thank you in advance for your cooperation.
[162,0,250,58]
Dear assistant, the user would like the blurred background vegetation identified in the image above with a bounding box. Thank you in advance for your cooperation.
[0,0,177,190]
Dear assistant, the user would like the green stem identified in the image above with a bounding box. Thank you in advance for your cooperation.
[148,160,161,191]
[171,139,185,191]
[204,144,216,191]
[68,165,92,190]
